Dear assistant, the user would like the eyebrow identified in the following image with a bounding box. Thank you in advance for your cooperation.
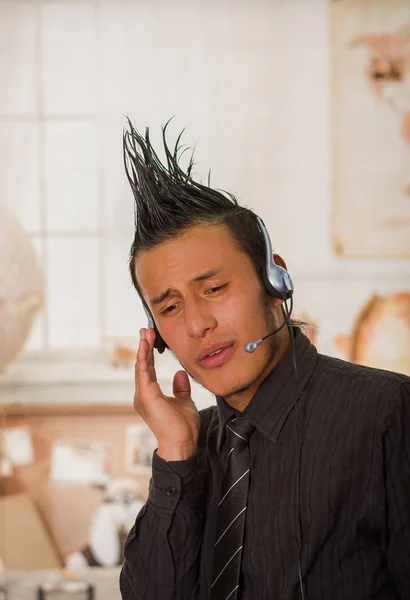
[150,268,224,306]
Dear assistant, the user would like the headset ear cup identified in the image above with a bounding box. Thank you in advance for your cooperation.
[256,216,294,299]
[155,329,167,354]
[142,304,168,353]
[261,265,280,298]
[264,260,293,300]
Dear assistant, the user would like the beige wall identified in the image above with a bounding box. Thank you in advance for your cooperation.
[0,0,409,380]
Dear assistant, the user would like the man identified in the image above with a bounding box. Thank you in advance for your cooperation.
[120,120,410,599]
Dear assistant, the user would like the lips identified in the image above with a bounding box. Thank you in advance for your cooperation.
[197,343,235,369]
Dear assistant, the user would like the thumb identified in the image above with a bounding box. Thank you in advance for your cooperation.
[173,370,191,402]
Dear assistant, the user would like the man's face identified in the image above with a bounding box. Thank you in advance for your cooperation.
[135,225,283,402]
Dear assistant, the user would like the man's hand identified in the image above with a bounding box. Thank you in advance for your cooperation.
[134,328,200,462]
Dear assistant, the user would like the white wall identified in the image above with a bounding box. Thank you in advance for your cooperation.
[1,0,409,373]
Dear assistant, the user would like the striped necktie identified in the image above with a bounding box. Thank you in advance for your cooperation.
[211,416,255,600]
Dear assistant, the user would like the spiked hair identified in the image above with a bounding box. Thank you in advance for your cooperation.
[123,118,266,293]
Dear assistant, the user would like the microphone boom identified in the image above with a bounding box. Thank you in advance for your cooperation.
[243,307,292,353]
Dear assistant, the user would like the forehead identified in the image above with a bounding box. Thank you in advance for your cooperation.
[135,225,251,296]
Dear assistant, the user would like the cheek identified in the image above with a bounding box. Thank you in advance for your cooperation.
[220,290,267,334]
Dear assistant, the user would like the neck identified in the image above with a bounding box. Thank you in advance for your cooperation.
[223,325,291,412]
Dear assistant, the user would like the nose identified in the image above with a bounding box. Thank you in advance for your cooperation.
[184,297,217,339]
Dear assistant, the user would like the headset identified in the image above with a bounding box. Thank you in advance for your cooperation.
[142,215,294,353]
[256,215,294,300]
[143,302,167,354]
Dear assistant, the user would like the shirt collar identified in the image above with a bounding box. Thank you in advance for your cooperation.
[216,328,318,451]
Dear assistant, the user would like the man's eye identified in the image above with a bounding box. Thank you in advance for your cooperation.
[206,284,227,294]
[162,304,177,314]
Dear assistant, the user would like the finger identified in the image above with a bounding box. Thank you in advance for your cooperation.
[145,327,157,382]
[134,331,160,413]
[135,329,147,391]
[135,329,155,387]
[172,370,191,402]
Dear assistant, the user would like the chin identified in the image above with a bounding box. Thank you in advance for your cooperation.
[198,369,253,399]
[185,351,265,398]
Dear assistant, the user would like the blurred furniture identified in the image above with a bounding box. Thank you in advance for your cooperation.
[0,403,150,571]
[5,568,122,600]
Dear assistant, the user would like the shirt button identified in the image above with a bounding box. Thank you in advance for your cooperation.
[166,487,176,496]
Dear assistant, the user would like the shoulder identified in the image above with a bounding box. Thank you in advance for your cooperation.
[316,352,409,387]
[313,352,410,416]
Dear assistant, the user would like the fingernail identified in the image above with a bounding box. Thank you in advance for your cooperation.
[140,329,146,340]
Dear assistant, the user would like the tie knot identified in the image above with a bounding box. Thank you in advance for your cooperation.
[226,417,254,448]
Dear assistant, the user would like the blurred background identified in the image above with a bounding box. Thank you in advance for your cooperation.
[0,0,410,596]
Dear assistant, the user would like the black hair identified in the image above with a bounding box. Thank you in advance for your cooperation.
[123,118,266,293]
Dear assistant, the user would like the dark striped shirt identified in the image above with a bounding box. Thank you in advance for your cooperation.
[120,330,410,599]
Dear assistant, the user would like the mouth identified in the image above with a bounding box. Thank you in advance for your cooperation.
[197,343,235,369]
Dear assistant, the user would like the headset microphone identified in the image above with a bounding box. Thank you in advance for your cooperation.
[244,307,292,353]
